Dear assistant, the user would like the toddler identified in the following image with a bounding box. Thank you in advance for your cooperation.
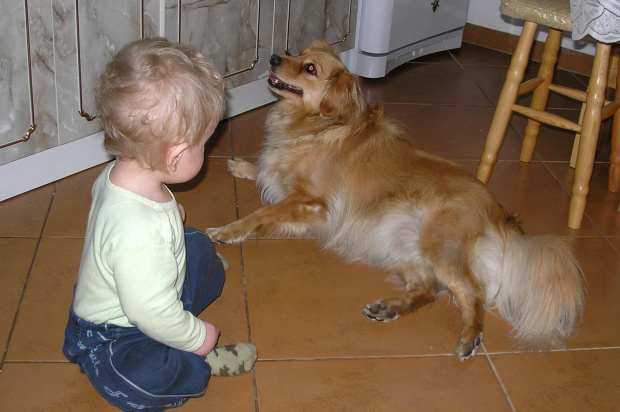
[63,37,256,411]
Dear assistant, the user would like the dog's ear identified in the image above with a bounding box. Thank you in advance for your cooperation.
[319,70,366,119]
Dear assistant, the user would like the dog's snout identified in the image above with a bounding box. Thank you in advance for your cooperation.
[270,54,282,68]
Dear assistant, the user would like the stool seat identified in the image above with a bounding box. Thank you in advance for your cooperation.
[501,0,573,32]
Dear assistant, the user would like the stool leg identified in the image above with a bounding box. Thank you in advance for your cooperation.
[569,42,611,229]
[569,102,586,168]
[608,61,620,193]
[520,28,563,162]
[477,21,537,184]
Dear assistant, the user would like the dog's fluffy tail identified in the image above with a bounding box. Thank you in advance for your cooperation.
[479,231,586,349]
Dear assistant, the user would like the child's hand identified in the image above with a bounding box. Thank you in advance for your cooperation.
[193,320,219,356]
[178,203,186,222]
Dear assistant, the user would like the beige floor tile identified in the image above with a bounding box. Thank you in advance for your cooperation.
[6,238,82,361]
[610,237,620,254]
[507,108,613,164]
[464,64,586,109]
[255,357,512,412]
[490,350,620,411]
[0,362,255,411]
[205,120,233,158]
[465,160,599,236]
[230,104,272,158]
[235,174,263,221]
[0,238,37,349]
[569,238,620,349]
[545,162,620,236]
[0,363,118,411]
[196,243,252,345]
[0,184,54,237]
[509,109,580,160]
[482,237,620,353]
[170,158,239,230]
[383,104,523,161]
[44,164,106,238]
[451,42,513,67]
[176,373,256,412]
[244,240,467,360]
[363,62,493,106]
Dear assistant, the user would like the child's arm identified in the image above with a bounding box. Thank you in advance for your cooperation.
[193,320,219,356]
[112,243,213,353]
[178,203,186,222]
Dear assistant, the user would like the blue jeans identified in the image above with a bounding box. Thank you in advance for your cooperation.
[63,228,225,411]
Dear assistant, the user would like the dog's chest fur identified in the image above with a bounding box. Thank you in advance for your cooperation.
[256,108,347,206]
[256,131,337,206]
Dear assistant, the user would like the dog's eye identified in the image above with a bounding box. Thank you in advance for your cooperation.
[305,63,317,76]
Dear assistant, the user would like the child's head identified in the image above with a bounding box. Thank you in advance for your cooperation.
[96,37,226,171]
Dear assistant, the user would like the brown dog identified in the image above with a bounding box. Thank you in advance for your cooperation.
[206,42,586,360]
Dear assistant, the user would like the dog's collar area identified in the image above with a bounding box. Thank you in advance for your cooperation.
[268,74,303,95]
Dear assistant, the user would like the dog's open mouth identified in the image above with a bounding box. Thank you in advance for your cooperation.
[268,74,303,95]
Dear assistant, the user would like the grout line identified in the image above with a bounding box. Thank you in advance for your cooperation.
[2,346,617,365]
[239,242,260,412]
[228,119,260,411]
[483,346,620,356]
[374,101,495,108]
[2,360,72,364]
[607,238,620,255]
[0,183,58,372]
[482,344,517,412]
[602,235,620,257]
[448,49,499,107]
[253,353,462,363]
[568,70,589,88]
[567,346,620,352]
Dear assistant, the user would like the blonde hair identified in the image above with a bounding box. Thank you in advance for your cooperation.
[96,37,226,170]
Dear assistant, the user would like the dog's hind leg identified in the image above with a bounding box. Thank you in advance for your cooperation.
[448,280,485,361]
[420,223,486,361]
[363,265,437,322]
[227,158,258,180]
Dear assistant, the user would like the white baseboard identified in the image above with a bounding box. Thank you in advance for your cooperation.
[0,132,112,202]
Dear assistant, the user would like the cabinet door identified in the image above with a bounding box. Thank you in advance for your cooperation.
[273,0,357,56]
[0,0,358,201]
[0,0,57,166]
[54,0,146,146]
[168,0,272,90]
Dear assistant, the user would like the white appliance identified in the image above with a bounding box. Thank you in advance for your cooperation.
[350,0,470,78]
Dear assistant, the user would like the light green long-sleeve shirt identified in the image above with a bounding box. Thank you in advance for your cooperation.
[73,162,206,352]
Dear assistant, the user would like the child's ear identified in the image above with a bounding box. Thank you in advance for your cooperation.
[166,142,190,171]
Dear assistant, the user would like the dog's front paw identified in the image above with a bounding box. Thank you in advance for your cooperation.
[205,225,248,245]
[227,159,257,180]
[205,227,225,244]
[454,332,483,361]
[363,300,401,322]
[206,227,235,244]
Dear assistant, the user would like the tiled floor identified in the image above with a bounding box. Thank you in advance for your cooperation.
[1,43,619,411]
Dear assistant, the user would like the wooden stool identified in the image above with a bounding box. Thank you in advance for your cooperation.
[571,53,620,193]
[476,0,620,229]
